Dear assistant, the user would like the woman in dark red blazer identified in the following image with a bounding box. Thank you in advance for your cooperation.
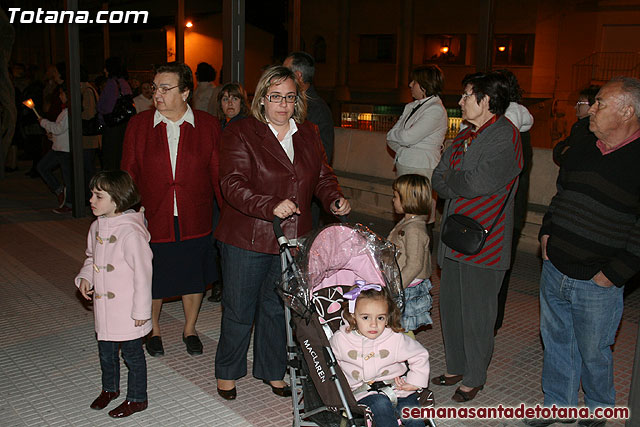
[214,66,350,400]
[121,62,221,358]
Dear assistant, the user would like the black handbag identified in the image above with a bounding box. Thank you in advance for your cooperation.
[103,79,135,127]
[82,86,104,136]
[441,184,515,255]
[82,116,104,136]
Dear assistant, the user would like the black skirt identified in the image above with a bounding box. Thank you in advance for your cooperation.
[150,217,215,299]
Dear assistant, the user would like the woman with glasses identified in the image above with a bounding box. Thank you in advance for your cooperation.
[552,85,600,166]
[121,62,222,359]
[216,82,249,130]
[431,72,522,403]
[214,65,350,400]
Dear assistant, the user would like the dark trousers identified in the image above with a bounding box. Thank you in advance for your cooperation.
[215,242,286,381]
[37,150,72,206]
[101,122,127,171]
[495,131,532,331]
[98,338,147,402]
[440,258,504,387]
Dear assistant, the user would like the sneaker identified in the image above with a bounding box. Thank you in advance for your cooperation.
[53,206,72,214]
[56,187,66,208]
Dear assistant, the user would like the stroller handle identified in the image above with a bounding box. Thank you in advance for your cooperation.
[273,216,289,249]
[333,199,349,223]
[273,199,348,243]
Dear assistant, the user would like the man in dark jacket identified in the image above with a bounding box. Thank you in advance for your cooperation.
[284,52,335,229]
[526,77,640,427]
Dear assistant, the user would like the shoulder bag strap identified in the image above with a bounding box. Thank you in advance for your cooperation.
[484,181,516,234]
[113,78,123,96]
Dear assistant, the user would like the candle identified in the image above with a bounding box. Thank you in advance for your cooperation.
[22,99,41,119]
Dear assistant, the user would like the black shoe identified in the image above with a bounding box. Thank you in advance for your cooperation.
[217,387,237,400]
[523,419,576,427]
[183,335,203,355]
[208,281,223,302]
[262,380,292,397]
[578,420,606,427]
[145,335,164,357]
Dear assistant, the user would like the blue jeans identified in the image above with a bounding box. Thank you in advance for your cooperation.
[214,242,286,381]
[540,259,623,410]
[359,392,421,427]
[37,150,72,205]
[98,338,147,402]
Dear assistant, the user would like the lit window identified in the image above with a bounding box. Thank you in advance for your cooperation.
[423,34,466,65]
[494,34,535,66]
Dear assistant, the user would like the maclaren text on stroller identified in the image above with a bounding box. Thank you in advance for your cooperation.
[273,219,437,427]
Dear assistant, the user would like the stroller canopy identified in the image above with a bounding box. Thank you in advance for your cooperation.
[279,223,403,319]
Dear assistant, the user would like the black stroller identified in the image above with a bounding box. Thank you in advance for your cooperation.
[274,220,437,427]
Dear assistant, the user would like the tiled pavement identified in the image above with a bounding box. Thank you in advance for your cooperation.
[0,168,637,426]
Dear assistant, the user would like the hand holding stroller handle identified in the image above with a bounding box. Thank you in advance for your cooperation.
[333,199,349,224]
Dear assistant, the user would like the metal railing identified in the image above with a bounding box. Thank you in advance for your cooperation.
[572,52,640,90]
[340,112,463,139]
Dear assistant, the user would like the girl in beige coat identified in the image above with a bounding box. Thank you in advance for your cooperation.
[387,174,433,334]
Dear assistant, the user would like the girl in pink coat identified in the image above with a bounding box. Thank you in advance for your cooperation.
[329,283,430,427]
[75,171,152,419]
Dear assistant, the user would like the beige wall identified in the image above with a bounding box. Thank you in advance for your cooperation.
[334,127,559,219]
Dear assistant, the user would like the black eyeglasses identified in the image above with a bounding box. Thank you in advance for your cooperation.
[264,93,298,103]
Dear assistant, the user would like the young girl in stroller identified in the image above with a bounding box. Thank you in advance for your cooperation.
[330,283,430,427]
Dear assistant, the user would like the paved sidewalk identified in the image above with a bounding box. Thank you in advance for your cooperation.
[0,169,636,426]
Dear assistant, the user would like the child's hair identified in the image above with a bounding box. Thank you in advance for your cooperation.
[392,174,432,216]
[343,287,404,333]
[89,170,140,213]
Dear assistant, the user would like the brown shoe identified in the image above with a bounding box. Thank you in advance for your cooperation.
[108,400,148,418]
[90,390,120,410]
[431,374,463,386]
[452,385,483,402]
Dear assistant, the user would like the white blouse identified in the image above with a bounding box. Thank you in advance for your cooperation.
[268,118,298,163]
[153,105,195,216]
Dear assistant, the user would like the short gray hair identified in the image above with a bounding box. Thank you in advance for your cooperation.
[609,76,640,120]
[285,51,315,84]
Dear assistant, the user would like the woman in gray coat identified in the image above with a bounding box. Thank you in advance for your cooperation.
[430,72,522,403]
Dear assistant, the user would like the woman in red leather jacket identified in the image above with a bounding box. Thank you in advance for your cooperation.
[214,66,350,400]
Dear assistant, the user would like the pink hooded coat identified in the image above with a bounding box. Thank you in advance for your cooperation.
[75,211,153,341]
[330,324,430,401]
